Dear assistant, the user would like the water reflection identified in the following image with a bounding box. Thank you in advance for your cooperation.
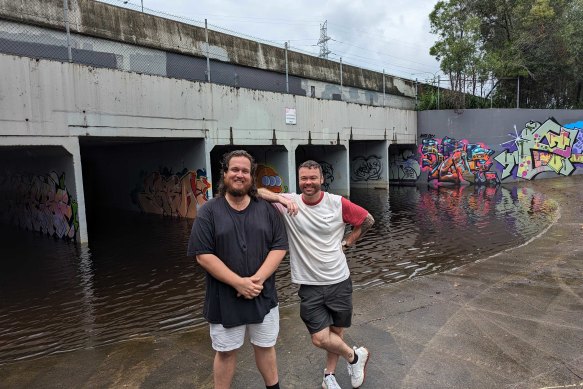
[347,185,557,290]
[0,184,557,364]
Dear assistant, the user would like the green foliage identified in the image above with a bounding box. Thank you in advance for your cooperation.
[417,90,437,111]
[417,87,490,111]
[428,0,583,109]
[429,0,488,105]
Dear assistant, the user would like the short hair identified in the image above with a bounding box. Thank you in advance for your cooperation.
[218,150,258,198]
[298,160,322,176]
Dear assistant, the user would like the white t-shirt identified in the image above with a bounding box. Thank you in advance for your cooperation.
[275,192,367,285]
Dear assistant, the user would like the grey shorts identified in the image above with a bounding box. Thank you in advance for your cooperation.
[298,277,353,334]
[209,305,280,352]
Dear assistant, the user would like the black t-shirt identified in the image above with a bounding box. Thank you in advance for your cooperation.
[187,196,288,327]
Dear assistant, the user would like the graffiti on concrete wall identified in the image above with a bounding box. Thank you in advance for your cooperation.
[318,161,334,191]
[0,172,78,240]
[495,118,583,180]
[389,149,420,182]
[351,155,382,181]
[419,136,499,187]
[256,164,286,193]
[133,168,210,218]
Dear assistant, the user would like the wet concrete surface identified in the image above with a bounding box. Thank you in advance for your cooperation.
[1,176,582,389]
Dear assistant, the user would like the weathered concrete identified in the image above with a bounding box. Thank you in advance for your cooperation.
[1,175,582,388]
[0,0,417,99]
[0,54,415,143]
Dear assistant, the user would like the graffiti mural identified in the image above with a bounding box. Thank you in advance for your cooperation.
[318,161,334,191]
[389,149,420,183]
[256,164,285,193]
[134,168,210,218]
[0,172,78,240]
[419,136,499,187]
[495,118,583,180]
[351,155,382,181]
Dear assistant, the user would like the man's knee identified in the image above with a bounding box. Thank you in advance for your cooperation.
[330,326,344,338]
[311,329,330,348]
[216,349,237,361]
[252,344,275,354]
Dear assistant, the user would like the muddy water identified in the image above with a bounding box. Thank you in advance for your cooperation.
[0,184,557,364]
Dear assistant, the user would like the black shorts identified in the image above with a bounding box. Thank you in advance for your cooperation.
[298,277,353,334]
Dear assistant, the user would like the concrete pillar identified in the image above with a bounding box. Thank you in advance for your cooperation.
[62,137,89,243]
[287,144,297,193]
[383,140,390,188]
[204,138,215,195]
[342,146,350,198]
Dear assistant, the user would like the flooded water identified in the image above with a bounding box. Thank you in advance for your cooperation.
[0,184,557,365]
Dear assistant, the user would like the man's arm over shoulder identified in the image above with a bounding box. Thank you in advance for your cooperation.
[257,188,298,216]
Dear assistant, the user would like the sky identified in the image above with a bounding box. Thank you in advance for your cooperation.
[100,0,442,83]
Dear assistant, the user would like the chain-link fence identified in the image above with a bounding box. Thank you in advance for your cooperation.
[0,0,417,108]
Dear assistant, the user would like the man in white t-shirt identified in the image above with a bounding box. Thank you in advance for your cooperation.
[258,160,375,389]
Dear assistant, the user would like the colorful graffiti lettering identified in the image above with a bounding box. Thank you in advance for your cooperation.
[256,164,285,193]
[419,136,499,186]
[389,149,420,182]
[495,118,583,180]
[135,168,210,218]
[318,161,334,191]
[351,155,382,181]
[0,172,78,240]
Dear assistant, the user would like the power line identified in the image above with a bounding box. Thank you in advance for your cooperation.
[98,0,442,79]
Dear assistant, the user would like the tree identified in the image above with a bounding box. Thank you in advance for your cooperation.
[429,0,489,108]
[428,0,582,109]
[561,0,583,107]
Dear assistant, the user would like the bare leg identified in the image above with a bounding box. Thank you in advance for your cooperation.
[311,327,355,366]
[326,326,345,373]
[252,344,279,386]
[214,350,237,389]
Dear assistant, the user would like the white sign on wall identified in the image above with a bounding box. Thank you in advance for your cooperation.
[285,108,296,125]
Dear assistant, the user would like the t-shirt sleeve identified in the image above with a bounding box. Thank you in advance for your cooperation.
[341,197,369,226]
[267,202,289,250]
[186,202,215,257]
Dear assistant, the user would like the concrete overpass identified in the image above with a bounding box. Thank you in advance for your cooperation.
[0,0,419,243]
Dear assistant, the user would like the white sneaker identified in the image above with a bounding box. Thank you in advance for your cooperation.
[346,346,369,388]
[322,371,342,389]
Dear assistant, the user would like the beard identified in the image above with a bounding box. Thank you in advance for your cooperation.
[225,179,251,197]
[227,187,247,197]
[301,182,321,194]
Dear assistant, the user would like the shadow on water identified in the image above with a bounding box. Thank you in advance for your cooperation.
[0,184,557,364]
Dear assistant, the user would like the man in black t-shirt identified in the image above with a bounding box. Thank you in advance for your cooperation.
[188,150,288,389]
